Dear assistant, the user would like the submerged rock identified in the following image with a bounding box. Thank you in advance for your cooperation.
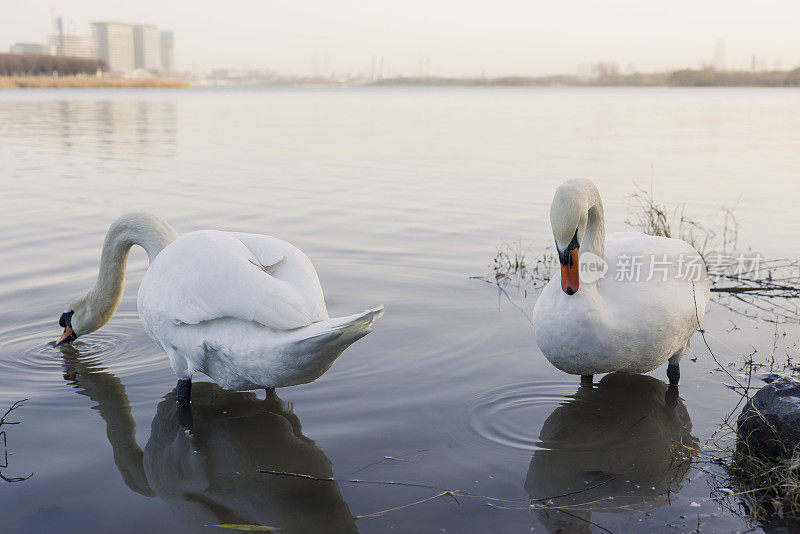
[738,376,800,460]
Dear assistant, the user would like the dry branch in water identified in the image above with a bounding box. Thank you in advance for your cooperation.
[0,399,33,483]
[257,468,617,531]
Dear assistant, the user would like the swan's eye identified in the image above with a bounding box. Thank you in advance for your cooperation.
[557,228,581,266]
[59,310,74,328]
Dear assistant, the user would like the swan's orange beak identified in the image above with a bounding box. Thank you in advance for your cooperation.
[560,248,579,295]
[55,325,75,346]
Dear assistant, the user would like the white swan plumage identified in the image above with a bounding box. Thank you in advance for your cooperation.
[532,179,710,385]
[56,212,383,403]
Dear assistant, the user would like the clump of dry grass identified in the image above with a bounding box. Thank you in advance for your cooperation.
[625,186,738,259]
[677,431,800,524]
[626,177,800,323]
[488,240,555,290]
[729,443,800,520]
[690,415,800,523]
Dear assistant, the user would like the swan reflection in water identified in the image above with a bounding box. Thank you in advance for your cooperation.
[60,346,356,533]
[525,373,697,533]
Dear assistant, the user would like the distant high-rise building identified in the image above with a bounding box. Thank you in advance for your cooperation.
[159,31,175,74]
[49,16,94,58]
[133,25,161,71]
[713,39,726,71]
[92,22,135,72]
[10,43,48,56]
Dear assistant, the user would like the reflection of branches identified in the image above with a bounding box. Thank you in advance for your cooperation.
[258,468,616,531]
[350,445,452,474]
[0,399,33,483]
[471,241,555,294]
[470,241,556,324]
[471,277,535,326]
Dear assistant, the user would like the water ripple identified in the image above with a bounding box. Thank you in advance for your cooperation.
[466,378,578,453]
[0,313,168,394]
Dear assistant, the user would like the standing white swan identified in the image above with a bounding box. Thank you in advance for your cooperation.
[532,179,709,386]
[55,212,383,404]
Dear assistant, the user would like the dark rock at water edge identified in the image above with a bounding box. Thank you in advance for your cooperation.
[738,376,800,460]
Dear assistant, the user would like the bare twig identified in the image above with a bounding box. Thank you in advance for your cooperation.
[258,468,624,527]
[0,399,26,426]
[0,399,33,483]
[692,282,745,391]
[355,490,457,519]
[529,477,616,502]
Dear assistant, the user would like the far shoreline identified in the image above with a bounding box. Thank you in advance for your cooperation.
[0,76,189,89]
[3,70,800,90]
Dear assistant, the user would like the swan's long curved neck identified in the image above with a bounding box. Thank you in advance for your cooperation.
[583,189,606,260]
[83,212,178,331]
[551,179,607,263]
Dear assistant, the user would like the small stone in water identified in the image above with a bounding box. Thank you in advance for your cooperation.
[690,502,701,507]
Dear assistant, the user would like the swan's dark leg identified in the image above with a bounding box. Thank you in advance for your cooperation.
[580,374,593,386]
[176,402,194,428]
[668,348,684,388]
[176,378,192,406]
[667,364,680,387]
[665,385,679,407]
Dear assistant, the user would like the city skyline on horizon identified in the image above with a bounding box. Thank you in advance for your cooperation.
[3,1,800,77]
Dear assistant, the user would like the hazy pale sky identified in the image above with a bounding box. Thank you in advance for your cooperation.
[4,1,800,76]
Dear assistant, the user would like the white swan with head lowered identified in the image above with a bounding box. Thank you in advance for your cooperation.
[532,179,710,386]
[56,212,383,404]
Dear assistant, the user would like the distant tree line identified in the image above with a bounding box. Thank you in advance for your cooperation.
[586,62,800,87]
[667,67,800,87]
[370,64,800,88]
[0,54,107,76]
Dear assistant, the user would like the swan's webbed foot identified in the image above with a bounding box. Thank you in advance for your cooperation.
[667,363,680,388]
[580,374,593,386]
[176,378,192,406]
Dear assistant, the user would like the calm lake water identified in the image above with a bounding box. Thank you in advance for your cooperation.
[0,87,799,533]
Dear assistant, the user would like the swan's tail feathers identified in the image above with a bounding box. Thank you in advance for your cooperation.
[272,306,383,388]
[293,305,384,350]
[321,305,384,343]
[334,305,384,331]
